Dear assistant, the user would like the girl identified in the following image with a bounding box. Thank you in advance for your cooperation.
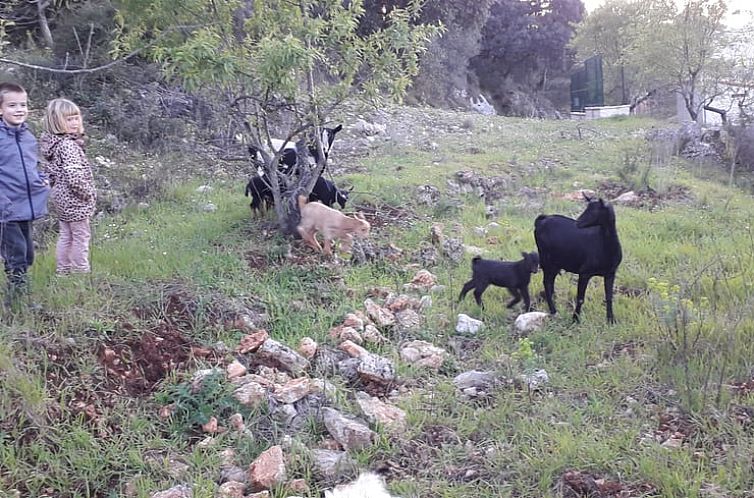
[41,99,96,274]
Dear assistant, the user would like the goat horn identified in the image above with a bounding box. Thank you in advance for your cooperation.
[582,191,593,202]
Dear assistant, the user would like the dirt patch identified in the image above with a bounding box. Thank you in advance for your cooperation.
[352,202,419,230]
[133,282,269,332]
[730,376,754,397]
[648,407,696,448]
[603,340,644,361]
[245,250,271,271]
[730,404,754,428]
[98,324,214,396]
[558,469,658,497]
[417,424,461,447]
[596,180,694,210]
[615,285,645,298]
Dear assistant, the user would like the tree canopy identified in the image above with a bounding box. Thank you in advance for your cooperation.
[573,0,731,120]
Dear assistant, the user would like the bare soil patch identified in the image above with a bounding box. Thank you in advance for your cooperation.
[597,180,693,210]
[98,324,210,396]
[558,469,658,497]
[352,202,419,230]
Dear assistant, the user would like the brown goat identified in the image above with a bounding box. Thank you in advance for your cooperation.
[296,195,370,256]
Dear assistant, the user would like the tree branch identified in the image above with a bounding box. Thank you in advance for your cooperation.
[0,25,197,74]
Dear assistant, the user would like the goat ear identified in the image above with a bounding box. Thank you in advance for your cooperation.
[582,191,592,202]
[521,251,527,258]
[598,198,605,206]
[333,124,343,133]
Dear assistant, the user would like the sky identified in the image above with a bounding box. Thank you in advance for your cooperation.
[582,0,753,29]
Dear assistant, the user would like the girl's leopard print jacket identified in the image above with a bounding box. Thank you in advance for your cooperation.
[40,132,96,222]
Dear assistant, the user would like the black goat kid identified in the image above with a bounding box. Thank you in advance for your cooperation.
[245,175,350,216]
[534,196,622,323]
[458,252,540,311]
[244,175,275,216]
[310,177,352,209]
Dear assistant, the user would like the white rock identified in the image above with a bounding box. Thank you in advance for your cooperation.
[456,313,484,335]
[613,190,640,205]
[514,312,549,333]
[519,369,549,390]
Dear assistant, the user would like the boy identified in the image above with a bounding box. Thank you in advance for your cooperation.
[0,82,50,310]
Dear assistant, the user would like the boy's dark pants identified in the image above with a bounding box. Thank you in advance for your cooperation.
[0,221,34,305]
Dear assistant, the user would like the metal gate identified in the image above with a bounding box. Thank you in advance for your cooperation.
[570,55,604,112]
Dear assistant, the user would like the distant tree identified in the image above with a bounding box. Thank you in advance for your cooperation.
[471,0,584,105]
[574,0,730,121]
[112,0,441,233]
[0,0,83,49]
[631,0,729,121]
[358,0,495,106]
[571,0,675,105]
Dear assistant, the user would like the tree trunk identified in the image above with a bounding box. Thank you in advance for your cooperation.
[37,0,54,49]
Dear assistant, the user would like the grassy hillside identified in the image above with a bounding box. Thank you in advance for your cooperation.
[2,106,753,498]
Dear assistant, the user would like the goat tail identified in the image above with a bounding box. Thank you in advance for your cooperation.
[297,194,308,211]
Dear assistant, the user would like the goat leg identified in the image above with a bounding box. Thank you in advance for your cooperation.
[521,287,532,312]
[341,234,354,253]
[298,227,323,253]
[458,280,475,303]
[573,274,591,322]
[604,273,617,324]
[506,288,522,309]
[473,284,488,309]
[542,270,558,314]
[323,237,333,256]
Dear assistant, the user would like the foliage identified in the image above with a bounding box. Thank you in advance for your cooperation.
[471,0,584,111]
[156,371,241,433]
[571,0,674,105]
[111,0,441,233]
[359,0,496,106]
[0,0,86,49]
[617,144,654,191]
[631,0,730,121]
[511,337,539,374]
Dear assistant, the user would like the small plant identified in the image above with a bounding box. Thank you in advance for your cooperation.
[156,371,241,434]
[647,277,708,333]
[617,144,654,192]
[512,337,538,373]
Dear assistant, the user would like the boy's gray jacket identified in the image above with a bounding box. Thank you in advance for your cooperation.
[0,121,50,222]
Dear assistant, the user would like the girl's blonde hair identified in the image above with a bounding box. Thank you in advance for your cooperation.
[43,98,84,134]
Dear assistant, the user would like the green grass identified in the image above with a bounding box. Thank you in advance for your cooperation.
[2,107,754,497]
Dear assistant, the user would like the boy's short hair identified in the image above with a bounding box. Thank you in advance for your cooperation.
[0,82,27,105]
[43,98,84,135]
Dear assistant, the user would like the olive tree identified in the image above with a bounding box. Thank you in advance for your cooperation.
[112,0,441,233]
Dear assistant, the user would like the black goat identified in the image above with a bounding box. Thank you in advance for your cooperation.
[248,124,343,174]
[458,252,540,311]
[245,175,350,215]
[310,176,352,209]
[534,195,622,323]
[244,176,275,216]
